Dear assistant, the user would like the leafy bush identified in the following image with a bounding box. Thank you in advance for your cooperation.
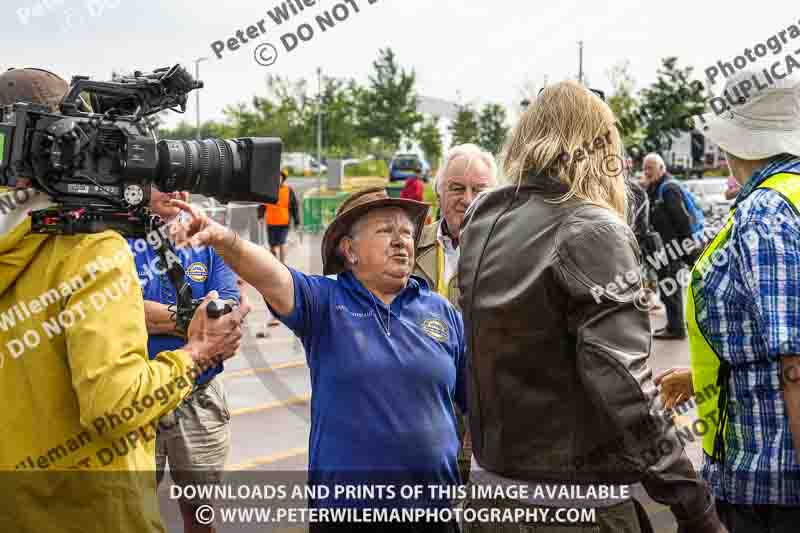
[344,159,388,177]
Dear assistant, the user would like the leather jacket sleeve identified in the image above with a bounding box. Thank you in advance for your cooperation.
[554,209,722,532]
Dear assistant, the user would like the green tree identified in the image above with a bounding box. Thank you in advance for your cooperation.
[319,77,362,157]
[158,118,236,140]
[478,103,509,155]
[416,116,443,169]
[449,105,479,146]
[637,57,705,154]
[606,60,646,156]
[355,48,422,156]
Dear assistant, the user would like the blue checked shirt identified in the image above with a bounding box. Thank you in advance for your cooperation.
[697,155,800,505]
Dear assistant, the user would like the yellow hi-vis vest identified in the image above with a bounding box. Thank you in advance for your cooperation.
[687,172,800,461]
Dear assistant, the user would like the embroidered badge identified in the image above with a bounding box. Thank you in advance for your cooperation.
[421,318,449,342]
[335,304,372,318]
[185,262,209,283]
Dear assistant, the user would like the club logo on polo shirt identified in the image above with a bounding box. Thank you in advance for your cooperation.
[185,262,209,283]
[420,318,449,342]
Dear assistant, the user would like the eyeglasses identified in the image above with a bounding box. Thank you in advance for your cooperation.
[538,87,605,101]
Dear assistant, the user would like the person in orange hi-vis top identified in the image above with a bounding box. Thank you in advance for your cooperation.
[261,170,301,263]
[260,170,301,326]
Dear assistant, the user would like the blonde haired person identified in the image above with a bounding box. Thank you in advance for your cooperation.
[457,81,725,533]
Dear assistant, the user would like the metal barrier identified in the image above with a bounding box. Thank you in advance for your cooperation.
[191,196,268,247]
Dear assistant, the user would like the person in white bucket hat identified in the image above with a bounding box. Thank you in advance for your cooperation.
[656,70,800,532]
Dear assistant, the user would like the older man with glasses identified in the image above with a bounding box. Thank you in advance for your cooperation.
[413,144,498,485]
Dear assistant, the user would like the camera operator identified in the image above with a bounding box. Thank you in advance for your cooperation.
[0,68,250,533]
[130,185,240,533]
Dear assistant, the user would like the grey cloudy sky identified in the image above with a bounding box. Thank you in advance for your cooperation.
[1,0,796,129]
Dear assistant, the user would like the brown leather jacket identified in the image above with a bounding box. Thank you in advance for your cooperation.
[458,179,721,531]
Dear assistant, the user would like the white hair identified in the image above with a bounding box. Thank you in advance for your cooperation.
[434,143,498,196]
[643,153,666,170]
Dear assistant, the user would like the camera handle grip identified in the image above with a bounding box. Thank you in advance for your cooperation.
[191,299,235,392]
[206,299,233,319]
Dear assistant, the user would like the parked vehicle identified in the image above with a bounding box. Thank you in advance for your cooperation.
[683,177,732,234]
[282,152,327,175]
[389,153,430,182]
[683,177,731,211]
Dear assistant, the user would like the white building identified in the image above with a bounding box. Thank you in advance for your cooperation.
[411,95,460,167]
[662,129,726,171]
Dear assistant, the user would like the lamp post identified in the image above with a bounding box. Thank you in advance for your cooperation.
[193,57,209,140]
[316,67,325,196]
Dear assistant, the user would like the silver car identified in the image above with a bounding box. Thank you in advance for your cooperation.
[683,177,733,233]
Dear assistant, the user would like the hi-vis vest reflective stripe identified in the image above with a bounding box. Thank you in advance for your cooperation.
[266,185,290,226]
[687,172,800,459]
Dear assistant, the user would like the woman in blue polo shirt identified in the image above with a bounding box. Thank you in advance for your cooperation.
[172,187,466,532]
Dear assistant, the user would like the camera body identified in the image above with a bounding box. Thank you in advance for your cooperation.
[0,65,274,332]
[0,64,282,235]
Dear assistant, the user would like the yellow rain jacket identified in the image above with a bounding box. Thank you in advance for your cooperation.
[0,188,197,533]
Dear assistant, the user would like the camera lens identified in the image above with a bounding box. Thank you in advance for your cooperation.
[155,138,241,196]
[154,136,282,203]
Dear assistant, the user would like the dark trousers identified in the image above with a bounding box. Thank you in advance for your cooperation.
[717,499,800,533]
[660,277,686,334]
[658,254,696,334]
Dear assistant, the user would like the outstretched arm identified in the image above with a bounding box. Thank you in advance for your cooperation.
[170,199,295,316]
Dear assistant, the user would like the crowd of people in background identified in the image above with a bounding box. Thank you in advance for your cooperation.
[3,63,800,533]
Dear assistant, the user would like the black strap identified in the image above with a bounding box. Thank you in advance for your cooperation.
[711,360,731,465]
